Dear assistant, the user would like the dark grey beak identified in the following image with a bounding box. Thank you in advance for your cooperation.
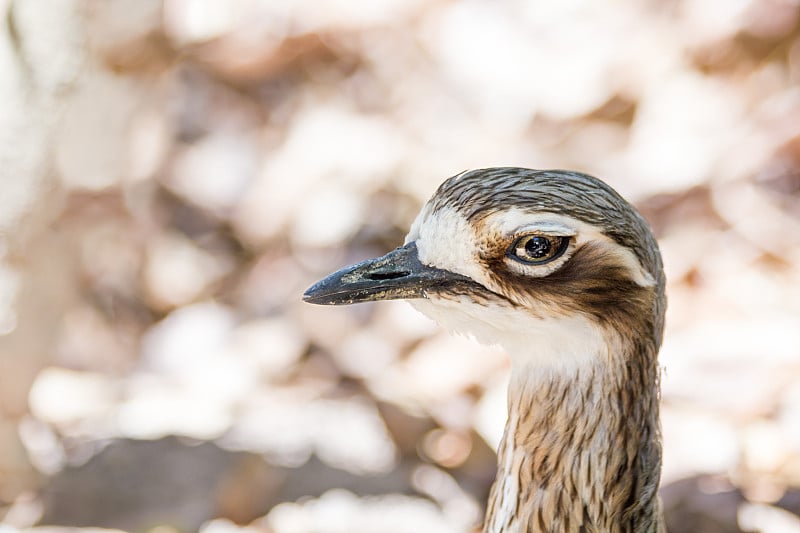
[303,242,470,305]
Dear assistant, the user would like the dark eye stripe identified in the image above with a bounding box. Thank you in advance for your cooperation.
[508,235,570,265]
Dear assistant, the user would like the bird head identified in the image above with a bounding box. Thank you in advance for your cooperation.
[304,168,665,373]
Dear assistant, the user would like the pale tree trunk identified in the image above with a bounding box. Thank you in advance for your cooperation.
[0,0,83,507]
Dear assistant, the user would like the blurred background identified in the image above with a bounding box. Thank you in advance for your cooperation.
[1,0,800,532]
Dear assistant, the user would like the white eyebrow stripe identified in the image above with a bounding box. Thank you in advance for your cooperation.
[607,246,656,287]
[509,222,577,237]
[492,209,591,237]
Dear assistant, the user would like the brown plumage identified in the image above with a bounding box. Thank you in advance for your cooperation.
[304,168,666,532]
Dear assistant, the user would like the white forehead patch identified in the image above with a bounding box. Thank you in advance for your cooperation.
[405,205,491,287]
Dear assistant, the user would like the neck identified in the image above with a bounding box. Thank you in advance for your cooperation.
[483,338,663,533]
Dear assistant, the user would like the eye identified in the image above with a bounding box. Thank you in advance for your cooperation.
[508,234,570,264]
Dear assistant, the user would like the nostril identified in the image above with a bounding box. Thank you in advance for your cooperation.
[366,270,409,281]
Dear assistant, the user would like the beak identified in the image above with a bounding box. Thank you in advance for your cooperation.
[303,242,470,305]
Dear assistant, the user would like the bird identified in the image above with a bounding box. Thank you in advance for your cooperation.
[303,167,666,533]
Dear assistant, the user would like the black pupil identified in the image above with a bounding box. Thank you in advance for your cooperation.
[525,236,552,258]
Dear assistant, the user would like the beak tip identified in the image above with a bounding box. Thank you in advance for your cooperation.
[300,242,446,306]
[302,283,325,305]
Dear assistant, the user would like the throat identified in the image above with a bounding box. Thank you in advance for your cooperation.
[484,348,662,533]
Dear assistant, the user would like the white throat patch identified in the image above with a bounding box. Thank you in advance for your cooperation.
[410,297,606,376]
